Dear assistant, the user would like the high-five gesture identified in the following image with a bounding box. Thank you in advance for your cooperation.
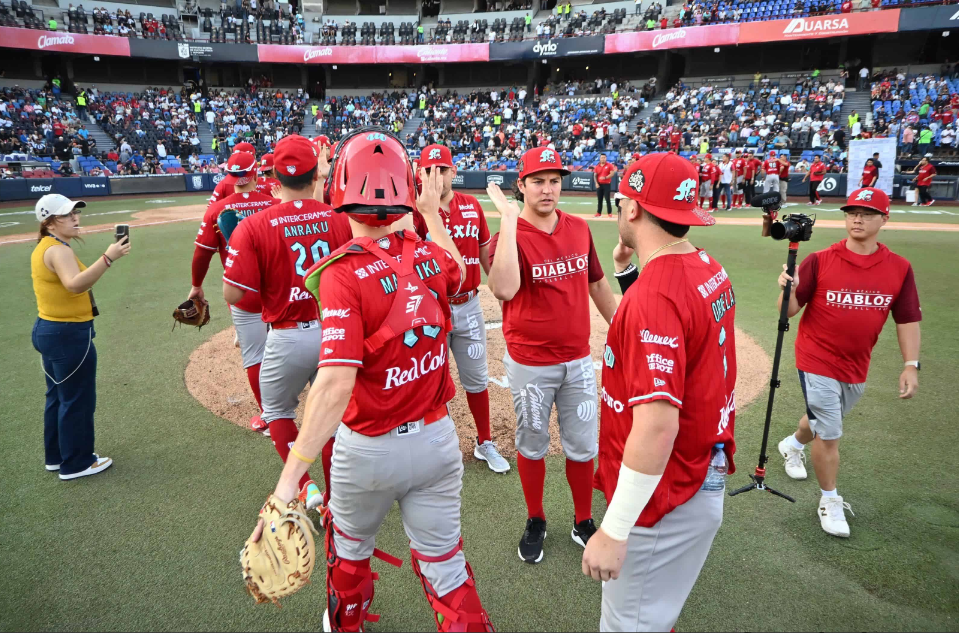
[417,166,443,218]
[486,182,520,221]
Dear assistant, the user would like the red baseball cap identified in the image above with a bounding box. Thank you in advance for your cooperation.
[618,153,716,227]
[768,150,777,157]
[313,135,331,148]
[518,146,569,179]
[420,144,453,169]
[631,153,641,161]
[840,187,890,216]
[274,135,318,178]
[257,153,274,173]
[223,151,256,185]
[233,141,256,156]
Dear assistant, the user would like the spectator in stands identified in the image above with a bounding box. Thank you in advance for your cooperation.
[917,126,933,157]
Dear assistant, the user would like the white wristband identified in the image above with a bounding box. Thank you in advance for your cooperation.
[600,464,662,542]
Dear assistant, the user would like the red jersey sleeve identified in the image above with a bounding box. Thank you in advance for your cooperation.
[316,264,365,369]
[624,289,686,409]
[221,219,260,293]
[478,208,491,247]
[194,207,221,251]
[412,211,429,241]
[892,264,922,324]
[793,251,819,308]
[586,231,605,283]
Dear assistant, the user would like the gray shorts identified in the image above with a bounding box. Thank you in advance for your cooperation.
[448,293,489,394]
[798,370,866,441]
[230,305,267,369]
[600,487,724,632]
[259,322,321,423]
[503,351,598,462]
[699,181,712,199]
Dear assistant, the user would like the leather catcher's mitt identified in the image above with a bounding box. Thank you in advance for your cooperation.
[172,298,210,329]
[241,494,319,607]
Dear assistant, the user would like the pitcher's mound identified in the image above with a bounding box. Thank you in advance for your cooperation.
[186,286,771,459]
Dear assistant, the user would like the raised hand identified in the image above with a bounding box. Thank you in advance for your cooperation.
[486,182,520,221]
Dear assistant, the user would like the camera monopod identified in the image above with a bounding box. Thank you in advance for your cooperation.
[729,194,796,503]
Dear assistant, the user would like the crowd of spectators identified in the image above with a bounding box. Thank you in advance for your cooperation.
[870,68,959,158]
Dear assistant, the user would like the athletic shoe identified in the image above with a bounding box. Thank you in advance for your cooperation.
[778,437,808,480]
[518,517,547,564]
[322,610,332,633]
[45,463,60,472]
[593,213,602,218]
[571,518,597,548]
[912,202,921,206]
[474,439,510,474]
[251,414,270,437]
[59,456,113,480]
[299,479,324,512]
[819,496,854,538]
[924,199,936,206]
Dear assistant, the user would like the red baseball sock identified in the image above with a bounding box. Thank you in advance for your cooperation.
[322,437,334,505]
[517,454,546,520]
[269,417,311,490]
[465,389,491,444]
[566,458,595,524]
[330,556,371,631]
[245,363,262,410]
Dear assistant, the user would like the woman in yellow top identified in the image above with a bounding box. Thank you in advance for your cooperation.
[31,194,130,481]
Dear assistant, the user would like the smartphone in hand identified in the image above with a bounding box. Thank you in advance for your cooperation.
[115,224,130,243]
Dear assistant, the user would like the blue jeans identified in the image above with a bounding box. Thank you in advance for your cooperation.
[31,319,98,475]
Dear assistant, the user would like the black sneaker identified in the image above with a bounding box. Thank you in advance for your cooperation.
[518,517,547,564]
[571,518,597,548]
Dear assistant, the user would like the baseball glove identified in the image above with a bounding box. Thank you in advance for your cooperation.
[172,298,210,330]
[241,494,319,607]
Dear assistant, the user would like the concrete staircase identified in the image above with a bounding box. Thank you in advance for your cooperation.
[839,88,873,132]
[196,126,217,156]
[86,120,116,153]
[400,112,425,142]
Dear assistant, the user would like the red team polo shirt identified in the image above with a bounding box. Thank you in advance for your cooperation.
[315,232,462,434]
[594,162,616,184]
[412,191,491,294]
[746,157,762,179]
[223,199,353,324]
[595,250,738,527]
[917,163,936,187]
[861,164,878,187]
[489,211,605,366]
[809,161,826,181]
[778,160,790,180]
[255,176,281,197]
[195,191,277,313]
[794,240,922,384]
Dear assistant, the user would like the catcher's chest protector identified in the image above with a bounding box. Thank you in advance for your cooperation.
[305,231,451,355]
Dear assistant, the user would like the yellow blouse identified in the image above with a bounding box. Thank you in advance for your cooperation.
[31,236,94,322]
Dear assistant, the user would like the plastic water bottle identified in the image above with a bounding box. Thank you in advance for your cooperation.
[701,444,728,491]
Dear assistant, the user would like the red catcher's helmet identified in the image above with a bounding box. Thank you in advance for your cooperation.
[325,128,416,227]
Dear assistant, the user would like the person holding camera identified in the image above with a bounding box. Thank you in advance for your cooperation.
[31,194,131,480]
[775,187,921,538]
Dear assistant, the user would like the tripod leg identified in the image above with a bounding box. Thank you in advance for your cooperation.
[728,482,757,497]
[765,487,796,503]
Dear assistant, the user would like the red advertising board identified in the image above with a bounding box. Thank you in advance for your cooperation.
[605,24,740,53]
[738,9,900,44]
[257,42,488,64]
[0,26,131,56]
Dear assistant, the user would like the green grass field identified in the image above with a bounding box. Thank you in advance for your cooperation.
[1,195,957,632]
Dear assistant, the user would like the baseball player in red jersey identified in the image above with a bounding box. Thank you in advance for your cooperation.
[909,155,937,206]
[706,155,721,211]
[697,155,712,210]
[669,128,682,153]
[223,135,354,512]
[804,155,827,205]
[209,142,256,204]
[486,147,618,565]
[657,128,668,150]
[744,150,761,205]
[776,187,921,538]
[411,144,508,474]
[777,153,790,203]
[762,150,781,196]
[248,130,494,632]
[254,153,280,197]
[582,153,736,632]
[732,149,746,208]
[190,151,278,434]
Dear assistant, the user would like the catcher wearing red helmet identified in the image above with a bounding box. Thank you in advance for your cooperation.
[249,129,494,632]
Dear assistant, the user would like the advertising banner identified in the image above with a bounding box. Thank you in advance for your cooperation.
[738,10,899,44]
[79,177,111,197]
[0,178,29,201]
[0,176,106,200]
[0,27,131,56]
[605,24,739,54]
[566,172,596,192]
[898,5,959,31]
[130,39,258,62]
[485,171,518,190]
[376,43,490,64]
[109,175,186,195]
[452,171,488,190]
[257,42,488,64]
[490,36,604,61]
[815,173,845,197]
[846,137,896,197]
[184,173,211,192]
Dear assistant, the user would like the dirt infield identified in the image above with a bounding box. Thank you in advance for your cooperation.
[0,204,205,245]
[186,286,771,459]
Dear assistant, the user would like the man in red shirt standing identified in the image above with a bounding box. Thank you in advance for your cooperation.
[254,153,280,196]
[803,154,827,205]
[777,187,921,538]
[732,149,747,208]
[658,127,669,150]
[593,153,617,218]
[762,150,781,198]
[698,154,713,210]
[582,153,735,632]
[249,133,495,632]
[744,149,762,205]
[209,141,256,204]
[909,154,937,206]
[777,153,791,203]
[223,135,354,513]
[859,157,878,188]
[669,127,682,153]
[190,151,278,435]
[486,147,618,564]
[706,155,721,211]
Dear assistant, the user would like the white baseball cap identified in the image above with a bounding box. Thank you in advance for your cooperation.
[35,194,86,223]
[924,153,934,158]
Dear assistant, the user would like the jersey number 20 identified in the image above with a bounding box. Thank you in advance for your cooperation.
[291,239,331,276]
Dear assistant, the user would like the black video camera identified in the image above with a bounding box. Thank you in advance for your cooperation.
[751,192,815,241]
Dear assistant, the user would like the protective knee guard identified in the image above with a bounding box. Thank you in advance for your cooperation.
[324,509,402,632]
[410,539,495,632]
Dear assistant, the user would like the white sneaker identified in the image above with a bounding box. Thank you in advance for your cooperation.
[474,440,511,474]
[778,437,807,480]
[912,202,921,206]
[59,456,113,480]
[45,463,61,472]
[819,496,854,538]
